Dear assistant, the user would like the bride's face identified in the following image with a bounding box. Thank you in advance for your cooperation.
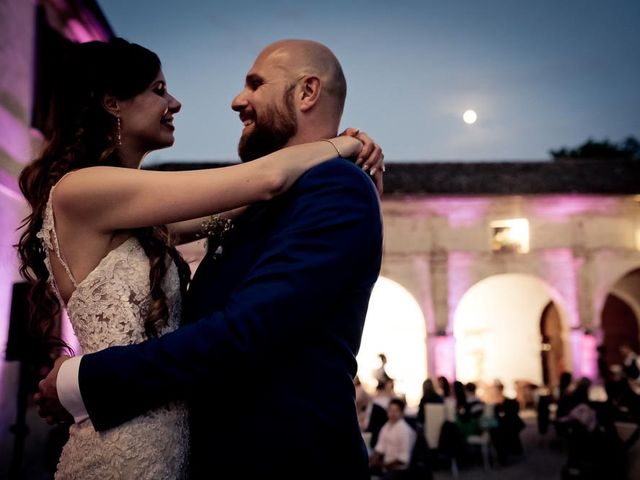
[117,70,181,159]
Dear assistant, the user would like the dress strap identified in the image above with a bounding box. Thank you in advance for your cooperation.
[39,172,79,289]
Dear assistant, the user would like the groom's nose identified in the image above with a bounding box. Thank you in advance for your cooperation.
[231,90,248,112]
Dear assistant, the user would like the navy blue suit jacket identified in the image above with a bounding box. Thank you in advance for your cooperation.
[78,159,383,479]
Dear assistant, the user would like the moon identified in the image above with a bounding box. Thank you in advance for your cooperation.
[463,109,477,124]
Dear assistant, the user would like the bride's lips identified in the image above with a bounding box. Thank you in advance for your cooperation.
[161,116,175,131]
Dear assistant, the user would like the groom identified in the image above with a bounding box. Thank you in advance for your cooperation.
[39,39,383,479]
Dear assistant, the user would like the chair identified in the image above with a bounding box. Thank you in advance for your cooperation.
[466,403,494,471]
[425,404,459,479]
[424,404,446,449]
[362,432,373,456]
[615,422,640,480]
[467,431,491,471]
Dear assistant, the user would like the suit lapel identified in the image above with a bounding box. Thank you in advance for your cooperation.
[182,201,275,324]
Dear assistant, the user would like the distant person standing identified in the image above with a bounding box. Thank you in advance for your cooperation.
[373,379,396,410]
[596,345,610,383]
[620,344,640,381]
[374,353,392,387]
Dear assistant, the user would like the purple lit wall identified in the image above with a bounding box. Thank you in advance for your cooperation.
[0,0,37,469]
[1,1,110,471]
[431,335,456,382]
[61,311,81,354]
[421,197,491,229]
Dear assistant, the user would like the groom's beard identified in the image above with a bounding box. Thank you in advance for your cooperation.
[238,90,298,162]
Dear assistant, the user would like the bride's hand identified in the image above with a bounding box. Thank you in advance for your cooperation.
[340,127,385,195]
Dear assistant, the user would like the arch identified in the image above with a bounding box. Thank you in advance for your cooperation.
[601,293,639,366]
[357,276,427,409]
[599,268,640,370]
[453,273,572,395]
[600,268,640,322]
[540,302,567,388]
[594,264,640,329]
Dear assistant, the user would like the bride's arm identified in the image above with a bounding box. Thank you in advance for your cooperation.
[167,207,246,245]
[166,130,384,245]
[166,129,384,245]
[53,136,361,232]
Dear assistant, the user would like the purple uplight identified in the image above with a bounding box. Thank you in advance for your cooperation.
[0,195,26,392]
[540,248,581,329]
[580,332,598,379]
[421,198,492,228]
[447,251,476,334]
[432,335,456,381]
[571,330,598,379]
[531,195,620,219]
[60,310,81,355]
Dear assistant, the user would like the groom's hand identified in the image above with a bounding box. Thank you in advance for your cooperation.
[35,355,74,425]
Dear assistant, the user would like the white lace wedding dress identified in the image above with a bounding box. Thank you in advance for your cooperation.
[38,183,189,479]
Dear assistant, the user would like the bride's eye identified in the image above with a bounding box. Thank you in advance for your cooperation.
[153,83,167,96]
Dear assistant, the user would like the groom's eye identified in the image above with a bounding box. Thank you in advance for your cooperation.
[247,76,263,90]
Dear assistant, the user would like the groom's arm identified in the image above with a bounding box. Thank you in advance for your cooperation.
[70,159,382,431]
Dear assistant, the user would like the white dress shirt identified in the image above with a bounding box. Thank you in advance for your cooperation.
[374,418,416,467]
[57,355,89,423]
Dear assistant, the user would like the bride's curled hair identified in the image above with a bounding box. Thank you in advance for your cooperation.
[17,38,191,351]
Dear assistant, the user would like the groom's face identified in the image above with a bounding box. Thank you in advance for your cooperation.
[232,52,299,162]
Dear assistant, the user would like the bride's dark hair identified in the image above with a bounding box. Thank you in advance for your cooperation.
[17,38,191,351]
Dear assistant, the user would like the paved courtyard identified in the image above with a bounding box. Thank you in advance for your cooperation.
[432,411,569,480]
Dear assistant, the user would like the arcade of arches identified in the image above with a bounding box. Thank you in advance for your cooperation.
[365,195,640,407]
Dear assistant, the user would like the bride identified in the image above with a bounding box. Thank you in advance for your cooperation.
[17,38,382,479]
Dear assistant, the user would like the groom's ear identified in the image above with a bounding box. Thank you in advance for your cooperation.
[298,76,321,112]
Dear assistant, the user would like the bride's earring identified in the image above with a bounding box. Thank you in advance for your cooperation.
[116,115,122,146]
[115,104,122,147]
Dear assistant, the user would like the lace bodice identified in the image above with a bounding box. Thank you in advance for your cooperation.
[37,181,188,479]
[37,186,182,353]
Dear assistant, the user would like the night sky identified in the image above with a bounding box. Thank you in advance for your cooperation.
[98,0,640,165]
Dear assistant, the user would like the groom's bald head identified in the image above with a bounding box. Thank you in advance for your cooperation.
[232,39,348,158]
[257,39,347,117]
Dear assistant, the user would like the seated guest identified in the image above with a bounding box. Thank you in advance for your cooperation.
[439,376,457,421]
[455,383,485,438]
[370,398,417,478]
[491,385,525,464]
[556,371,575,418]
[464,383,485,419]
[417,378,443,425]
[357,384,389,450]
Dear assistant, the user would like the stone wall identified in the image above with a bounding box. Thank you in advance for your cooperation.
[380,193,640,382]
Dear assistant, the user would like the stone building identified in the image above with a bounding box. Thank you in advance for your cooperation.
[375,161,640,402]
[0,1,112,476]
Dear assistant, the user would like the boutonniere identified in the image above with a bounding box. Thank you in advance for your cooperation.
[195,214,234,256]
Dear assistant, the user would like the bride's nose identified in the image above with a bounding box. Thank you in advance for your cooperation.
[169,95,181,113]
